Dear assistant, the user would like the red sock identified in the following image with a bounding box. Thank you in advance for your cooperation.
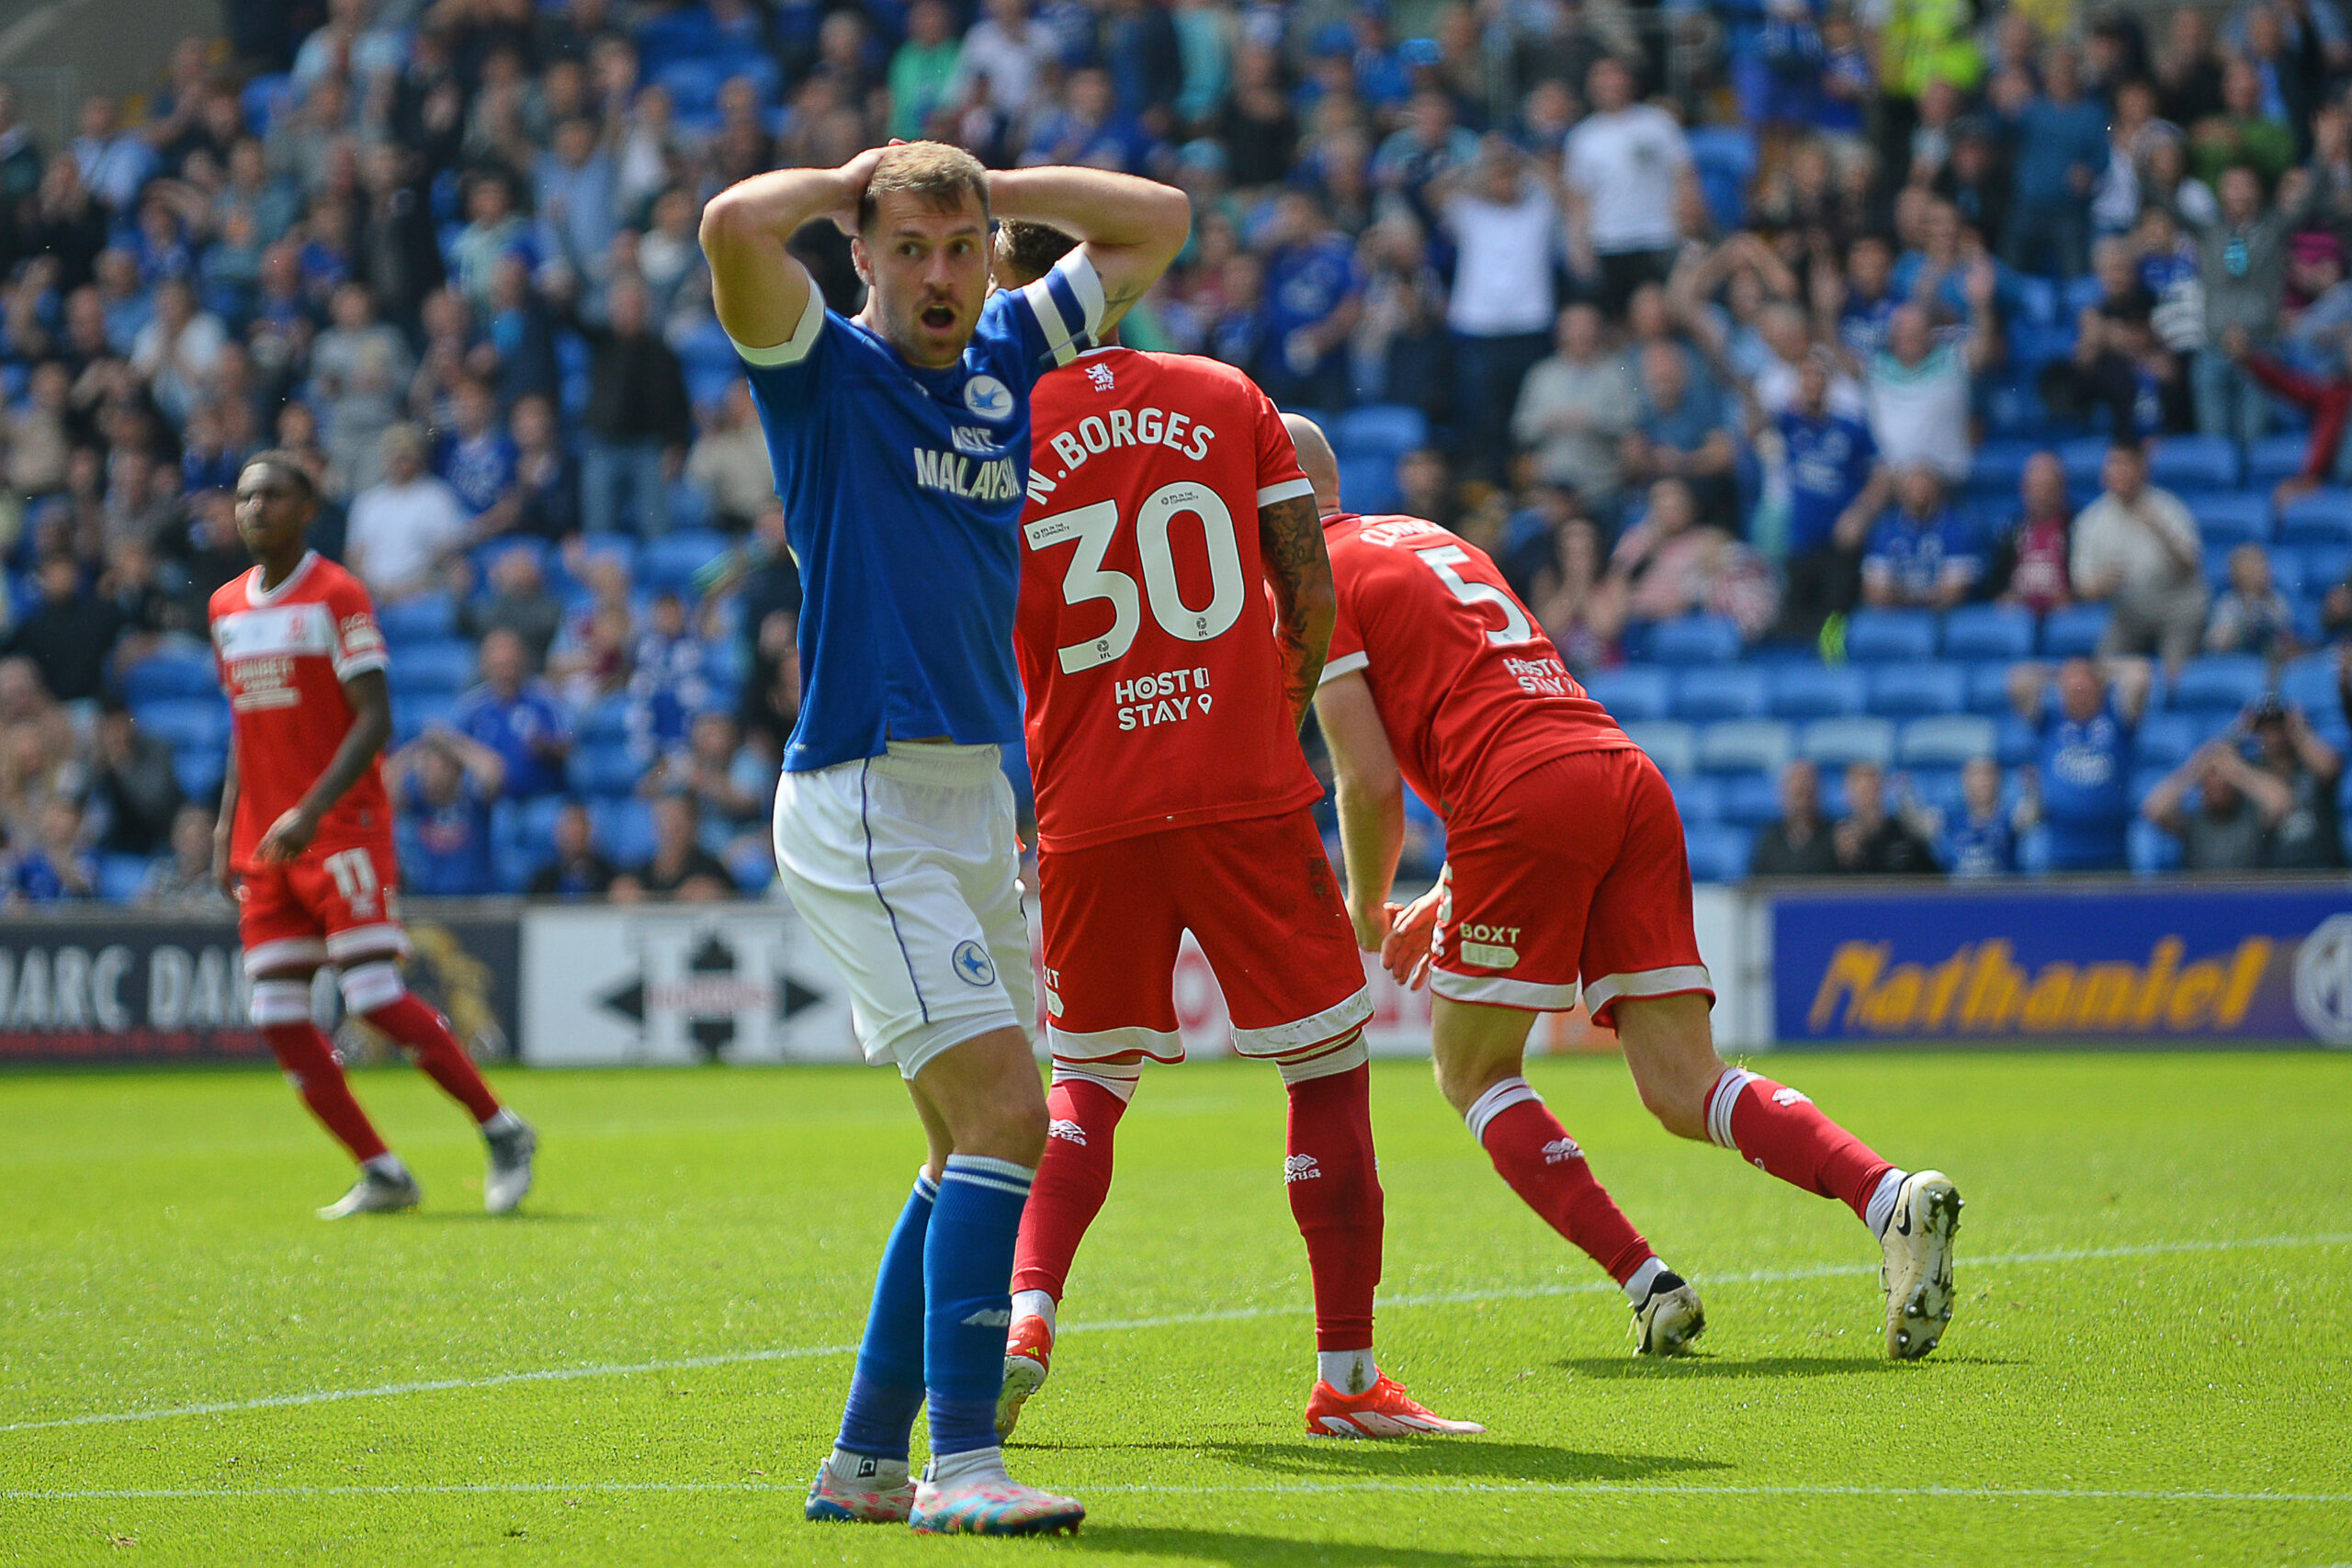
[365,994,502,1122]
[1706,1068,1893,1224]
[1283,1062,1382,1351]
[265,1022,390,1163]
[1476,1093,1654,1286]
[1011,1077,1127,1301]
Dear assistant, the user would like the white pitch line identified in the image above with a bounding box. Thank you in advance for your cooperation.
[5,1480,2348,1506]
[6,1230,2346,1437]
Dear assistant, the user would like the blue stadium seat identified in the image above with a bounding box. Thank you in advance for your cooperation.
[120,649,218,705]
[652,57,727,115]
[175,749,227,802]
[1649,615,1743,666]
[2129,818,2184,877]
[1940,604,2036,662]
[2149,434,2241,491]
[2280,652,2340,715]
[1904,765,1965,818]
[726,840,775,893]
[2040,604,2111,658]
[1666,772,1721,825]
[390,640,477,695]
[2057,434,2111,490]
[1697,719,1793,776]
[1843,608,1938,663]
[2014,275,2064,327]
[390,693,460,745]
[1870,662,1968,718]
[1896,714,1997,767]
[639,529,732,593]
[2292,542,2351,594]
[1331,404,1428,459]
[1967,440,2039,495]
[1336,454,1400,514]
[240,73,294,136]
[474,536,553,581]
[1683,823,1752,884]
[594,798,656,865]
[1718,771,1783,829]
[568,741,642,797]
[1670,666,1768,721]
[1583,666,1671,724]
[2187,491,2272,547]
[575,695,633,745]
[133,698,230,751]
[97,853,153,903]
[2278,489,2352,545]
[378,592,459,646]
[1687,125,1757,231]
[2247,433,2314,483]
[1996,714,2040,766]
[1800,716,1895,768]
[2132,711,2203,768]
[1766,664,1867,719]
[1965,661,2020,715]
[1621,719,1696,777]
[2165,654,2267,717]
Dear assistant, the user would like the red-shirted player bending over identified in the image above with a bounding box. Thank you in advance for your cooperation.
[210,453,536,1219]
[1291,416,1964,1361]
[993,223,1478,1438]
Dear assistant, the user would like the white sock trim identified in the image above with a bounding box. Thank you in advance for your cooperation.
[925,1446,1007,1486]
[1705,1067,1756,1152]
[826,1448,910,1486]
[1050,1062,1143,1103]
[1316,1348,1377,1394]
[338,959,407,1015]
[250,978,312,1027]
[1464,1077,1543,1145]
[1623,1256,1668,1306]
[1276,1033,1369,1085]
[1011,1289,1057,1332]
[1866,1168,1909,1238]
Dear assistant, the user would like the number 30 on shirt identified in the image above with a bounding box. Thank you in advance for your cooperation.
[1025,482,1246,674]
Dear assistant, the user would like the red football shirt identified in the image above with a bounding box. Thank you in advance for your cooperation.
[1322,513,1631,822]
[1015,347,1322,851]
[209,552,395,869]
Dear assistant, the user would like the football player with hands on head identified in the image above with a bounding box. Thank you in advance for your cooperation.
[211,454,536,1221]
[700,141,1187,1536]
[990,220,1482,1445]
[1293,415,1963,1362]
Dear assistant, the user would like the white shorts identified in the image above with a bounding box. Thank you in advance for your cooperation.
[773,742,1036,1078]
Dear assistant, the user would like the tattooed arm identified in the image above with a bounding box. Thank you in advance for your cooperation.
[987,167,1190,333]
[1259,493,1337,731]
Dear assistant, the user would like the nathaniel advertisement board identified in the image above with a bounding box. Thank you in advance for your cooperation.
[1773,885,2352,1046]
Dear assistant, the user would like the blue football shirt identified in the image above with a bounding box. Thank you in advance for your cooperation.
[734,254,1104,773]
[1777,410,1876,556]
[2039,696,2133,871]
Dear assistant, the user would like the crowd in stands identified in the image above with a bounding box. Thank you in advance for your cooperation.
[3,0,2352,903]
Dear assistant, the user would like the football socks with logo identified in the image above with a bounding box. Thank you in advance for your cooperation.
[1010,1076,1130,1304]
[835,1171,936,1464]
[1283,1060,1384,1352]
[926,1156,1035,1460]
[1465,1077,1657,1287]
[262,1021,390,1164]
[1705,1067,1896,1227]
[361,992,503,1123]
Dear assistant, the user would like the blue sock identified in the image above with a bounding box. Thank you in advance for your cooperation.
[834,1171,935,1461]
[925,1155,1034,1459]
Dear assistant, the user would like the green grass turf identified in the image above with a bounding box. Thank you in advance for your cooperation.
[2,1052,2349,1567]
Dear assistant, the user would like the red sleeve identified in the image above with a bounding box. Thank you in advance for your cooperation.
[1320,538,1368,683]
[326,576,389,681]
[1251,386,1313,509]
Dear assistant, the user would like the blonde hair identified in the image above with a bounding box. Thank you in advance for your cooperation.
[857,141,990,233]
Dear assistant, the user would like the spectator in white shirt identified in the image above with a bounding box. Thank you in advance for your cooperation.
[2070,437,2207,677]
[346,425,472,604]
[128,279,227,427]
[1513,301,1640,515]
[1864,288,1997,484]
[1562,55,1695,315]
[1439,136,1562,485]
[70,96,154,215]
[948,0,1056,125]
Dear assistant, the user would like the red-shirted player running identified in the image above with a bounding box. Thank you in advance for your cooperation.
[210,453,536,1220]
[994,223,1477,1438]
[1291,416,1963,1361]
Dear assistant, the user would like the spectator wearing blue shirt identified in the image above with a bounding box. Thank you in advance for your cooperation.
[1623,340,1739,530]
[1022,68,1158,175]
[1996,48,2109,279]
[1834,235,1899,363]
[1861,465,1982,610]
[7,798,97,904]
[1256,189,1363,412]
[435,378,522,526]
[535,118,620,297]
[390,729,506,898]
[452,629,573,800]
[2009,657,2151,873]
[1776,352,1889,639]
[1939,756,2018,877]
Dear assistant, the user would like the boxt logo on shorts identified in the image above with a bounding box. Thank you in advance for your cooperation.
[1457,923,1521,968]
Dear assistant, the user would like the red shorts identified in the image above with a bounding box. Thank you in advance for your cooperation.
[235,840,410,978]
[1037,808,1372,1065]
[1432,747,1711,1026]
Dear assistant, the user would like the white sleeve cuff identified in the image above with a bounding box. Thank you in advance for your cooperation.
[1257,477,1315,506]
[729,287,826,367]
[1318,650,1370,685]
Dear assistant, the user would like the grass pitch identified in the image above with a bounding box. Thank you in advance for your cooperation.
[2,1052,2348,1567]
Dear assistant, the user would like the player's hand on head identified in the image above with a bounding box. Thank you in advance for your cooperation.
[830,145,889,232]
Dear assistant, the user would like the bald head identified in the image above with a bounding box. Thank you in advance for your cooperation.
[1283,412,1340,516]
